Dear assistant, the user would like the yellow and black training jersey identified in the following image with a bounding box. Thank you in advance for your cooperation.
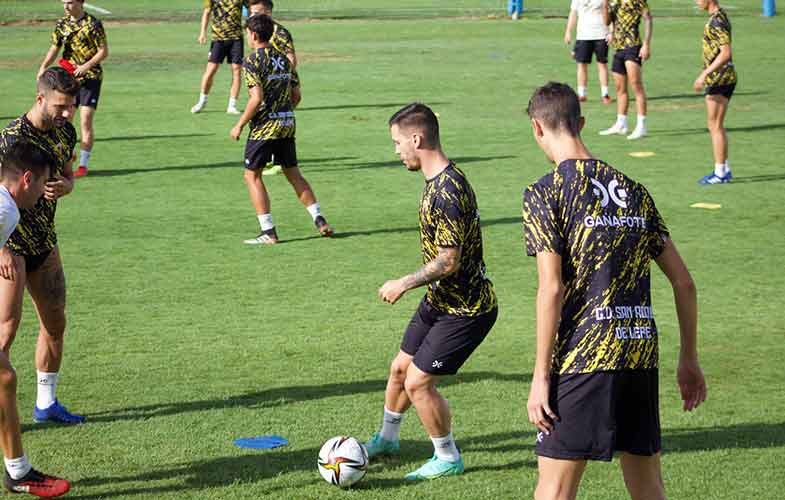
[204,0,247,41]
[272,21,300,88]
[523,159,669,375]
[703,8,737,87]
[244,46,295,140]
[0,115,77,256]
[608,0,648,50]
[419,163,496,317]
[51,13,107,82]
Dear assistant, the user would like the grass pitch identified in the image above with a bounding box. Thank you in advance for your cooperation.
[0,2,784,499]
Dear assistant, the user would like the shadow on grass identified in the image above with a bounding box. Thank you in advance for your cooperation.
[664,422,785,453]
[730,174,785,184]
[69,372,529,425]
[330,215,521,240]
[651,123,785,137]
[298,102,449,112]
[316,155,517,172]
[70,430,532,498]
[95,133,213,142]
[648,90,765,101]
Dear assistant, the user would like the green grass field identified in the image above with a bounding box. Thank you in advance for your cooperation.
[1,1,784,499]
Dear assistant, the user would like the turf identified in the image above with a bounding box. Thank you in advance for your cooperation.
[0,3,784,499]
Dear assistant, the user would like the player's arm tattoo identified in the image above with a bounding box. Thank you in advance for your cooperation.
[401,246,462,291]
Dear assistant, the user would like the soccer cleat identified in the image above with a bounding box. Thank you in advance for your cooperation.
[599,123,628,136]
[262,164,282,176]
[190,101,206,114]
[698,170,732,185]
[243,228,278,245]
[74,166,88,178]
[602,95,612,105]
[4,469,70,498]
[364,433,400,459]
[226,106,241,115]
[626,125,648,140]
[33,400,85,425]
[404,455,465,481]
[314,216,333,237]
[578,96,588,102]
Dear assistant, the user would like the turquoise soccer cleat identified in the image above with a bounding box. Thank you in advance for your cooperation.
[364,433,400,458]
[404,455,465,481]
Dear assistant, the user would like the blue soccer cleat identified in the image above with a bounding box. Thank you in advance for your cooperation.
[364,432,400,459]
[404,455,465,481]
[698,170,733,185]
[33,400,86,425]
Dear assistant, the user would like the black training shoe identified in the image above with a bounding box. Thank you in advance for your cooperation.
[315,216,333,237]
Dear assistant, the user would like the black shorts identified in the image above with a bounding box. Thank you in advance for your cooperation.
[208,39,244,65]
[400,298,497,376]
[535,370,660,462]
[705,83,736,100]
[23,249,53,274]
[244,137,297,170]
[76,78,102,109]
[612,46,643,75]
[574,39,609,64]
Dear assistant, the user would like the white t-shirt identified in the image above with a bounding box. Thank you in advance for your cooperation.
[0,186,20,247]
[571,0,609,41]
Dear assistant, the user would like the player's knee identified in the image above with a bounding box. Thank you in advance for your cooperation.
[403,372,431,398]
[389,361,407,384]
[243,169,261,183]
[535,478,576,500]
[0,363,17,390]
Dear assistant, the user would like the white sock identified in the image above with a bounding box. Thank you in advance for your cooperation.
[577,86,587,98]
[36,371,58,409]
[228,97,238,109]
[379,407,404,442]
[4,455,32,480]
[714,162,728,177]
[636,115,647,129]
[601,85,609,97]
[306,203,321,222]
[199,93,208,104]
[257,213,274,232]
[79,149,91,168]
[617,114,628,128]
[724,159,730,171]
[431,432,461,462]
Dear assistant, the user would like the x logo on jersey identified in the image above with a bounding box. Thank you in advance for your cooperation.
[271,56,286,72]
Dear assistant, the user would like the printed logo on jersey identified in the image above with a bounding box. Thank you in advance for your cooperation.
[590,178,628,208]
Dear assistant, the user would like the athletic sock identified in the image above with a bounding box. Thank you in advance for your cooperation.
[636,115,647,130]
[79,149,91,168]
[577,86,587,98]
[431,432,461,462]
[199,93,208,105]
[601,85,609,97]
[306,203,321,222]
[36,371,58,410]
[228,97,238,109]
[714,162,728,177]
[379,407,404,442]
[4,455,32,480]
[617,114,628,128]
[257,213,274,232]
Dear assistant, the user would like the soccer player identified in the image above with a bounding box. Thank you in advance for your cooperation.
[693,0,737,185]
[36,0,108,178]
[522,82,707,500]
[230,14,332,244]
[564,0,612,104]
[599,0,652,140]
[247,0,302,108]
[191,0,248,115]
[0,142,71,499]
[0,68,86,427]
[365,103,498,480]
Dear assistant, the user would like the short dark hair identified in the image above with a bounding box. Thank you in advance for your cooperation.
[248,0,273,9]
[389,103,440,148]
[37,67,79,97]
[0,140,53,181]
[246,13,274,43]
[526,82,582,136]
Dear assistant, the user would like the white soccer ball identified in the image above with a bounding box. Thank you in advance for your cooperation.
[317,436,368,488]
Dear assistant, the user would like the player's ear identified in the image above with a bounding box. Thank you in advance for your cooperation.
[411,133,422,150]
[531,118,544,139]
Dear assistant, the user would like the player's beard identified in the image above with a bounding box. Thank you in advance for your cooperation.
[43,107,67,129]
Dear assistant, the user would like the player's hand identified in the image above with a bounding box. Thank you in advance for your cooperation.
[44,175,70,200]
[230,124,244,141]
[606,33,614,45]
[378,279,407,305]
[527,376,558,434]
[693,74,706,92]
[198,33,206,45]
[677,355,707,412]
[639,43,651,61]
[0,246,18,282]
[73,64,90,77]
[564,32,572,45]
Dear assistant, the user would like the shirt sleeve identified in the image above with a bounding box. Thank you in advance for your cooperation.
[709,17,731,46]
[203,0,211,10]
[570,0,578,12]
[640,0,650,14]
[644,190,669,258]
[243,55,263,89]
[51,24,63,47]
[523,182,563,257]
[93,19,107,47]
[431,190,464,248]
